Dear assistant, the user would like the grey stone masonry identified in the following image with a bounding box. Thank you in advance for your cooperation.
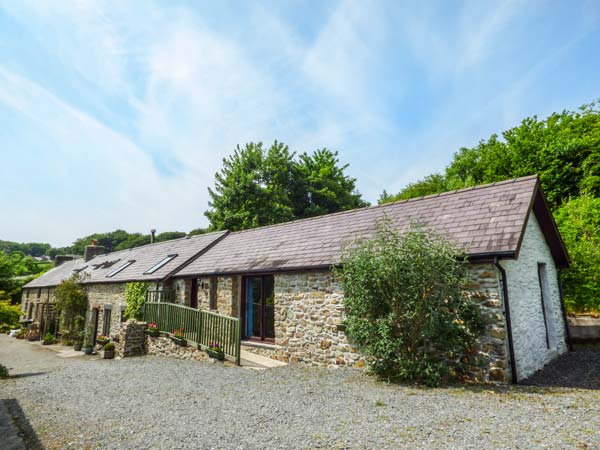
[116,320,147,357]
[146,335,209,362]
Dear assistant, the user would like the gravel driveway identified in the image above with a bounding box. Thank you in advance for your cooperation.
[1,335,600,449]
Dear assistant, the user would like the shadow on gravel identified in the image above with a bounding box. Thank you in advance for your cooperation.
[1,398,44,450]
[10,372,47,379]
[520,350,600,390]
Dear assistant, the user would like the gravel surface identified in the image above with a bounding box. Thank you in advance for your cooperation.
[2,335,600,449]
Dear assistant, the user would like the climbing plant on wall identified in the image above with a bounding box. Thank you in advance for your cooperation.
[123,282,148,320]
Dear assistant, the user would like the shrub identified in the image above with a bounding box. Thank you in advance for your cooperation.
[0,364,9,379]
[123,282,148,320]
[0,298,21,333]
[42,332,56,345]
[337,222,483,387]
[55,275,87,333]
[555,195,600,313]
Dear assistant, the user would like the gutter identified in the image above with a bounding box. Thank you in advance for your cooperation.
[556,269,573,351]
[493,257,518,384]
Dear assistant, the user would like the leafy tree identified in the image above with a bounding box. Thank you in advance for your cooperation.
[188,228,208,236]
[293,149,367,217]
[378,174,449,204]
[156,231,187,242]
[0,295,21,333]
[206,142,298,231]
[554,196,600,313]
[205,142,368,231]
[337,222,483,386]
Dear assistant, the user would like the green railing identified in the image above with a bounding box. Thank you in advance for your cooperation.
[143,302,241,365]
[145,289,175,303]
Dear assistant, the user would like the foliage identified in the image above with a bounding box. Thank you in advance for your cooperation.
[554,196,600,313]
[0,250,52,303]
[379,100,600,313]
[0,297,21,333]
[42,332,56,345]
[103,342,115,351]
[205,141,367,231]
[55,275,87,332]
[0,364,8,379]
[337,222,483,387]
[124,282,148,320]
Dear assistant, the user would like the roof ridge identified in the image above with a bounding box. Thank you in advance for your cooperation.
[230,174,539,235]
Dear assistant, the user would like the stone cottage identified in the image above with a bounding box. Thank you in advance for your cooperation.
[21,231,228,343]
[172,175,570,383]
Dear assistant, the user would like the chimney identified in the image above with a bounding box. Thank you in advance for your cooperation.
[54,255,75,267]
[84,240,106,262]
[150,229,156,244]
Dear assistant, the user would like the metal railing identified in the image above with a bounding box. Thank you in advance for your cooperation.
[143,302,241,365]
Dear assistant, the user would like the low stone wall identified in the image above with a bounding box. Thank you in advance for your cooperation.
[146,335,208,362]
[568,316,600,348]
[116,320,147,358]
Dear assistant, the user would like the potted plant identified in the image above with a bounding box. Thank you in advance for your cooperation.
[205,342,225,361]
[96,334,110,346]
[42,332,56,345]
[102,342,115,359]
[83,333,93,355]
[170,328,187,347]
[145,323,159,337]
[73,331,84,351]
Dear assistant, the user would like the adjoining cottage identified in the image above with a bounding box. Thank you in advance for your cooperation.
[171,175,570,382]
[21,175,570,383]
[21,231,228,344]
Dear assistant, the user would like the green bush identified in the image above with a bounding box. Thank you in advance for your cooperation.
[0,364,9,379]
[124,282,148,320]
[0,297,21,333]
[337,222,483,387]
[555,195,600,313]
[55,275,87,332]
[42,332,56,345]
[103,342,115,351]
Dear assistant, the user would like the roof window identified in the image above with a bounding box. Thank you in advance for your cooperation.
[106,260,135,278]
[144,254,178,274]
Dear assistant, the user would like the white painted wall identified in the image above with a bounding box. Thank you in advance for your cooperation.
[501,213,568,381]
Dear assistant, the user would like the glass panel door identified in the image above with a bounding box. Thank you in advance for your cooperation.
[244,275,275,341]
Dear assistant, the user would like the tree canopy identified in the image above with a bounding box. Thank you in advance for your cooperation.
[205,141,368,231]
[379,99,600,313]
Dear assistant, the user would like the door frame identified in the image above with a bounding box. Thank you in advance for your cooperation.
[241,274,275,343]
[91,307,99,346]
[190,278,198,309]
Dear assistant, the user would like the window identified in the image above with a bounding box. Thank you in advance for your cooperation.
[26,289,30,298]
[28,303,34,319]
[209,277,218,310]
[102,305,112,336]
[37,288,42,298]
[144,254,178,274]
[538,263,556,350]
[106,260,135,278]
[120,305,127,322]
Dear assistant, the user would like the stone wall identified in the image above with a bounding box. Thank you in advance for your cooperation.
[176,276,239,317]
[20,287,56,323]
[86,283,127,338]
[146,335,209,361]
[116,320,147,357]
[501,214,568,381]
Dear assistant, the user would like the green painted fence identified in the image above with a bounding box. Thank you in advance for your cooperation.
[143,302,241,365]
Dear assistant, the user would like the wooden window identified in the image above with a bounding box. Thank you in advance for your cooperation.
[26,289,30,298]
[37,288,42,298]
[102,305,112,336]
[209,277,218,310]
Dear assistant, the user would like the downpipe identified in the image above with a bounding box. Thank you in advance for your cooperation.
[493,258,518,384]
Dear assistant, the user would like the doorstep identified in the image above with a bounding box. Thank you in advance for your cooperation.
[240,349,287,368]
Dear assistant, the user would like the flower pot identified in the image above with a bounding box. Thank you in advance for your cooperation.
[170,335,187,347]
[145,330,159,337]
[103,350,115,359]
[97,339,109,347]
[84,347,93,355]
[206,348,225,361]
[73,342,82,351]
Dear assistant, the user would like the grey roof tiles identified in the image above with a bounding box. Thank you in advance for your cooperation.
[176,176,539,276]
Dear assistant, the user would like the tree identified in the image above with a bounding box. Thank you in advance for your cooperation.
[294,149,368,217]
[378,174,449,204]
[55,275,88,333]
[554,196,600,313]
[205,142,368,231]
[124,282,148,320]
[337,222,483,386]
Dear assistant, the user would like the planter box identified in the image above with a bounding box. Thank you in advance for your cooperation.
[103,350,115,359]
[73,343,82,351]
[84,347,94,355]
[170,336,187,347]
[206,348,225,361]
[145,329,160,337]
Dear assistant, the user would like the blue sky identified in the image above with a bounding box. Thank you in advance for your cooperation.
[1,0,599,246]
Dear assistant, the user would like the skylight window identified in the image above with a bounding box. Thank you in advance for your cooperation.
[106,260,135,278]
[144,254,178,274]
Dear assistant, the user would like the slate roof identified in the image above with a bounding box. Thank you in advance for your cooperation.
[176,175,568,277]
[24,231,228,288]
